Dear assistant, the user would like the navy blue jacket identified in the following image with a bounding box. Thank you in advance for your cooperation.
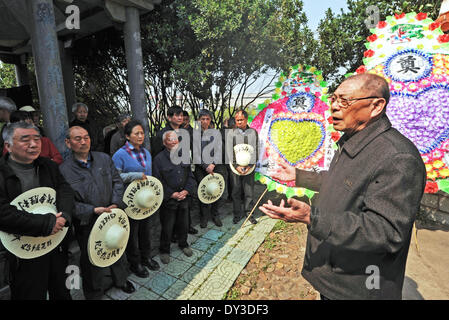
[152,149,196,201]
[59,151,125,226]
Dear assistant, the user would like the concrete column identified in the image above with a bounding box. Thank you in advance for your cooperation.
[123,6,150,149]
[59,42,76,117]
[28,0,69,157]
[14,63,29,86]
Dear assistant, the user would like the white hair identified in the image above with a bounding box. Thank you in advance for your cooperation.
[0,96,17,112]
[162,130,178,142]
[72,102,88,113]
[2,121,40,147]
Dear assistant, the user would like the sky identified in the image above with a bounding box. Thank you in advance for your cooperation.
[302,0,348,32]
[243,0,349,98]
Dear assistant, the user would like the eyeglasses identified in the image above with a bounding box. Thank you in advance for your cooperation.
[328,94,380,109]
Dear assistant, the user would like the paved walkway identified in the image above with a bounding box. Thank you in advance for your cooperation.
[71,201,277,300]
[403,225,449,300]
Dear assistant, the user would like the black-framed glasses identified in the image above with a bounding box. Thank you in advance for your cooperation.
[328,94,380,109]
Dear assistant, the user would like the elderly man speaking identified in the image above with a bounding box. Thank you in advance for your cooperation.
[259,73,426,300]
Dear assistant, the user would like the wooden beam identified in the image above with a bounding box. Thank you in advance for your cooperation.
[104,0,126,23]
[110,0,154,11]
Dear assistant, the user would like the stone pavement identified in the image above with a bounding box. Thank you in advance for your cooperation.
[71,184,278,300]
[403,224,449,300]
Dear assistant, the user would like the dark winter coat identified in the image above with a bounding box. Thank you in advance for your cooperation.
[59,151,125,226]
[297,115,426,300]
[0,155,74,237]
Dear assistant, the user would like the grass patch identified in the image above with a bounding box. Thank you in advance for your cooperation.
[263,236,277,250]
[225,287,241,300]
[271,220,288,232]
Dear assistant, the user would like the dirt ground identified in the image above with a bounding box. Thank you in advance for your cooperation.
[226,221,318,300]
[226,219,449,300]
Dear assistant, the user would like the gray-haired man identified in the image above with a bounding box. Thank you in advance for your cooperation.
[69,102,104,152]
[0,121,74,300]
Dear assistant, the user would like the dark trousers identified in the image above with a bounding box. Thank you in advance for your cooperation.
[8,246,72,300]
[75,224,128,300]
[126,217,152,267]
[320,293,331,300]
[193,165,228,222]
[159,198,189,254]
[230,170,255,217]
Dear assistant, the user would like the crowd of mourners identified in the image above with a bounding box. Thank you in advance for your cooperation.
[0,98,258,299]
[0,73,428,300]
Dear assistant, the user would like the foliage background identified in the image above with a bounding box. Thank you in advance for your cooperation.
[0,0,444,133]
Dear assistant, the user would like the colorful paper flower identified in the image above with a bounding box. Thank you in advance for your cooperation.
[437,34,449,43]
[439,168,449,178]
[432,149,444,160]
[429,22,441,31]
[364,50,375,58]
[440,140,449,151]
[427,171,438,180]
[394,13,406,20]
[367,34,378,42]
[419,79,431,88]
[406,83,419,92]
[377,21,387,29]
[415,13,428,21]
[392,82,405,91]
[331,132,340,142]
[356,65,367,74]
[424,181,439,193]
[433,160,445,169]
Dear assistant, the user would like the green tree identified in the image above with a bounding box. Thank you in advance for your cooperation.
[142,0,317,128]
[0,62,17,89]
[68,0,318,132]
[314,0,443,88]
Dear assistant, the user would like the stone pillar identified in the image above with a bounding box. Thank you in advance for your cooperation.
[14,63,29,86]
[28,0,69,157]
[123,6,150,149]
[59,42,76,117]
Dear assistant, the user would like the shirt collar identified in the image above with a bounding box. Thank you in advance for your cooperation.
[74,152,92,168]
[338,114,392,158]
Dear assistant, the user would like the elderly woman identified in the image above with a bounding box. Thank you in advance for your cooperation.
[112,119,160,278]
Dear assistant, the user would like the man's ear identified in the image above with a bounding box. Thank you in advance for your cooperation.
[64,139,71,149]
[371,98,387,118]
[4,141,12,153]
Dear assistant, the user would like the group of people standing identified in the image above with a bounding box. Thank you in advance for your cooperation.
[0,72,429,301]
[0,98,260,300]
